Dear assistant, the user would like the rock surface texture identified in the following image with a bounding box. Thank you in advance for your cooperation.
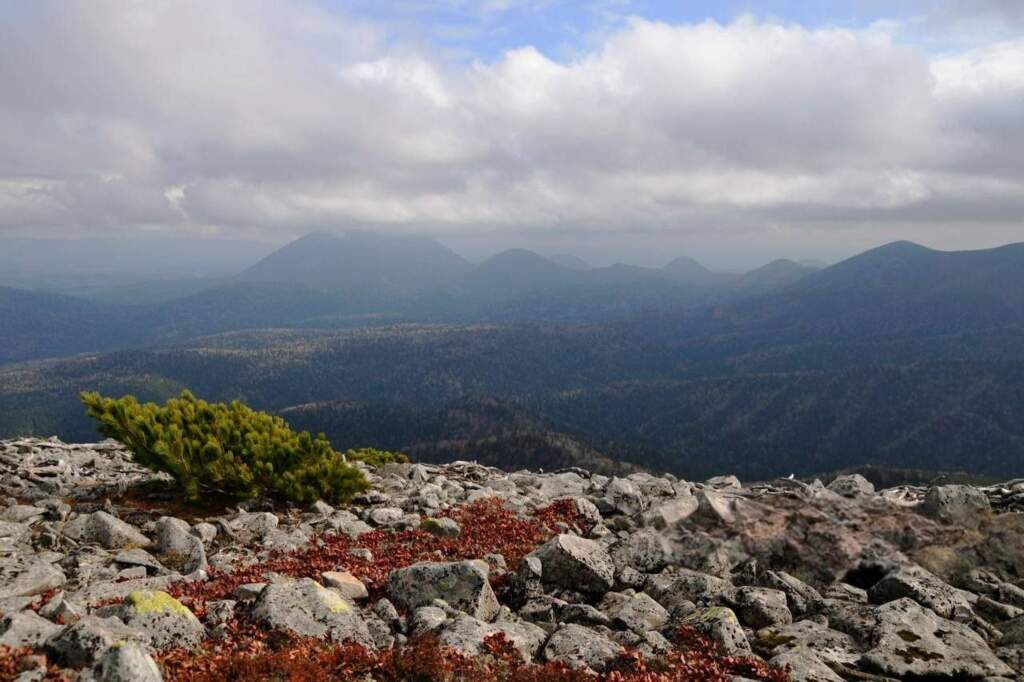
[2,436,1024,680]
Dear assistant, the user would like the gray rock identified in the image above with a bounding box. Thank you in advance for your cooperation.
[860,598,1013,679]
[388,560,499,621]
[94,642,163,682]
[230,511,279,542]
[113,549,164,574]
[686,606,751,655]
[528,534,614,595]
[731,586,793,629]
[600,591,669,633]
[868,565,974,622]
[705,475,742,489]
[233,583,267,601]
[46,615,150,668]
[827,474,875,498]
[419,517,461,538]
[154,517,207,575]
[0,560,65,599]
[609,528,672,573]
[919,484,991,529]
[438,614,547,662]
[252,578,374,648]
[0,611,62,648]
[409,606,447,636]
[753,619,860,669]
[542,623,622,672]
[770,649,845,682]
[537,473,588,499]
[96,590,205,650]
[642,495,698,529]
[322,571,369,600]
[606,477,648,515]
[191,522,218,545]
[367,507,404,527]
[65,511,151,550]
[646,568,731,608]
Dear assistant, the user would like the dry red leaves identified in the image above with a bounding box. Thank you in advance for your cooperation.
[169,497,585,617]
[0,646,68,682]
[156,624,789,682]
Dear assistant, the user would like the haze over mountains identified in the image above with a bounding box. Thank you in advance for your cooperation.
[0,231,824,365]
[3,232,1024,481]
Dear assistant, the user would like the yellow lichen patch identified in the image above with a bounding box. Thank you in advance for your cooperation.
[698,607,738,624]
[127,590,198,620]
[317,586,352,614]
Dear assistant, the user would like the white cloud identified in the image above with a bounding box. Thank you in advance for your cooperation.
[0,1,1021,258]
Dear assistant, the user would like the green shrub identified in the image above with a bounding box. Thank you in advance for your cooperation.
[80,390,369,504]
[343,447,410,468]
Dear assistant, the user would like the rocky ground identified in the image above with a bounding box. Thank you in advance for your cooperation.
[3,437,1024,680]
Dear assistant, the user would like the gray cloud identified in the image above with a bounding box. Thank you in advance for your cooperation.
[0,1,1022,267]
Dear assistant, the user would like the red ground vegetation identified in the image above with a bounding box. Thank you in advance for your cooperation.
[157,622,789,682]
[169,497,585,617]
[0,646,68,682]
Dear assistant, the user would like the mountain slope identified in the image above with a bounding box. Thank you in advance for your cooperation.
[0,287,134,364]
[239,231,473,295]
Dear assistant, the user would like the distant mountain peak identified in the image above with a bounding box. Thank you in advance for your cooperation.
[549,254,591,270]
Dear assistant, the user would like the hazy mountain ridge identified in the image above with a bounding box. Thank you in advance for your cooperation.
[0,231,821,364]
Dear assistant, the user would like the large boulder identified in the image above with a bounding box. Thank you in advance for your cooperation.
[252,578,374,648]
[94,642,163,682]
[154,516,207,575]
[97,590,205,650]
[868,565,974,622]
[542,623,622,672]
[0,610,61,648]
[528,534,614,595]
[64,511,150,549]
[827,474,875,498]
[599,591,669,633]
[753,619,860,670]
[605,477,648,516]
[438,614,547,662]
[609,528,673,573]
[918,485,991,529]
[0,559,65,599]
[387,561,499,621]
[730,586,793,629]
[685,606,751,655]
[860,598,1012,679]
[46,615,151,668]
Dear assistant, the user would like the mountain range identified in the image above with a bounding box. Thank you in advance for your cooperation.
[0,231,821,364]
[2,236,1024,480]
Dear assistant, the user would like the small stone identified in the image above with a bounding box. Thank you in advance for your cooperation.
[94,642,163,682]
[419,517,461,537]
[233,583,267,601]
[322,571,369,600]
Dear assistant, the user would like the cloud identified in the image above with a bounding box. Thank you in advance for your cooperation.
[0,0,1021,259]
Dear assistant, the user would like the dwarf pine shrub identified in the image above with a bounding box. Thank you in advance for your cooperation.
[343,447,409,468]
[80,390,369,504]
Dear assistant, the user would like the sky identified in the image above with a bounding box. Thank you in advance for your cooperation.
[0,1,1022,268]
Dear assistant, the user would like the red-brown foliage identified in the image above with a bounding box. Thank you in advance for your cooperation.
[169,498,584,617]
[0,646,68,682]
[156,624,789,682]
